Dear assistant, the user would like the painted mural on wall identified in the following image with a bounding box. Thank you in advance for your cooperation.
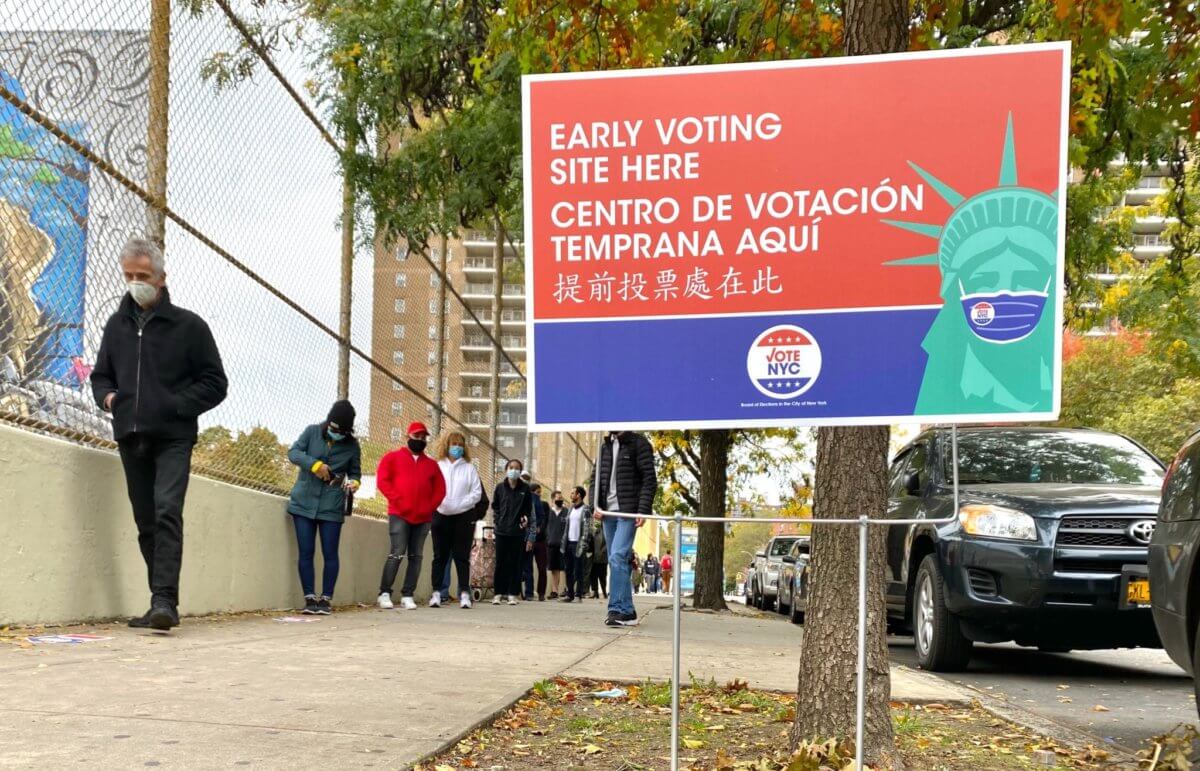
[0,32,148,439]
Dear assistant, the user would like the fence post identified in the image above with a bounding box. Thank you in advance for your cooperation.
[671,511,683,771]
[434,230,448,434]
[490,217,504,474]
[336,141,355,401]
[145,0,171,248]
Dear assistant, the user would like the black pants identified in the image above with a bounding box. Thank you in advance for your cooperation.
[380,518,430,597]
[533,542,548,599]
[430,513,474,597]
[117,434,194,608]
[494,534,524,597]
[563,542,585,599]
[591,562,608,597]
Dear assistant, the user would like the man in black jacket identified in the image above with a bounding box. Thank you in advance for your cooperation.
[593,430,657,627]
[90,238,227,631]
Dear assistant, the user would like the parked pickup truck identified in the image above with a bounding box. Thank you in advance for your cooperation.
[749,535,802,611]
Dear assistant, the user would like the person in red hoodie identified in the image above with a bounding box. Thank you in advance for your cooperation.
[376,422,446,610]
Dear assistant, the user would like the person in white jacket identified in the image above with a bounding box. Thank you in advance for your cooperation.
[431,431,483,609]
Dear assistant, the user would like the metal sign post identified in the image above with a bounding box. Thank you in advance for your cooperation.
[593,425,962,771]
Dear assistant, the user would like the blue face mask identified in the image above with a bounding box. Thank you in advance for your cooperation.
[328,430,346,442]
[507,469,521,481]
[959,278,1051,344]
[449,445,465,460]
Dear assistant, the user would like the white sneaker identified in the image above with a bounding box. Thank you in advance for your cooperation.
[429,591,442,608]
[492,594,504,605]
[400,596,418,610]
[377,592,394,610]
[507,596,519,606]
[460,592,472,609]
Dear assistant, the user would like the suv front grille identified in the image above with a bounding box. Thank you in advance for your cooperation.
[1056,516,1154,548]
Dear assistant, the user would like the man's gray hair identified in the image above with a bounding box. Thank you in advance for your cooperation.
[118,237,165,276]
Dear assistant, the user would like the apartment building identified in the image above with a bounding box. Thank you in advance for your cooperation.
[370,229,598,492]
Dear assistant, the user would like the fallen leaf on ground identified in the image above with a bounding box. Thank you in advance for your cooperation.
[681,738,705,749]
[1092,705,1110,712]
[582,744,602,755]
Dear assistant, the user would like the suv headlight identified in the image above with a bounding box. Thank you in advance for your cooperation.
[958,504,1037,542]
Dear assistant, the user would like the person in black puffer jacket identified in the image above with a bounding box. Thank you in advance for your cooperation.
[592,431,656,627]
[490,458,533,605]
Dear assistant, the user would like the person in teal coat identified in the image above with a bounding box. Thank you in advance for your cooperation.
[287,400,362,614]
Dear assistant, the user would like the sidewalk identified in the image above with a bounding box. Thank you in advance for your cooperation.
[0,596,964,769]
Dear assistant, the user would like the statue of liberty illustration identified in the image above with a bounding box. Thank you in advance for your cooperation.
[885,113,1058,414]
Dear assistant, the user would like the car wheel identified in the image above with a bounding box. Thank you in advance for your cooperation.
[1192,616,1200,720]
[789,591,804,624]
[751,582,761,609]
[762,592,775,612]
[913,555,973,672]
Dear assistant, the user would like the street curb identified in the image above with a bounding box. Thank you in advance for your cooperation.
[965,685,1140,761]
[408,681,535,770]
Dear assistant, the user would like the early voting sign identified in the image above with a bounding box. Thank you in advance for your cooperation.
[522,44,1070,431]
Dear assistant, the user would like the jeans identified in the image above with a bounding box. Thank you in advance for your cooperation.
[494,534,524,597]
[431,513,474,598]
[563,542,587,599]
[291,515,343,598]
[380,518,431,598]
[118,434,194,607]
[602,516,638,616]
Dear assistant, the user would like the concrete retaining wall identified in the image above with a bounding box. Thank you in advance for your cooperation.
[0,424,432,626]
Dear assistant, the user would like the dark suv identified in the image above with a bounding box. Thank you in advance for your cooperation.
[1149,429,1200,710]
[887,427,1164,672]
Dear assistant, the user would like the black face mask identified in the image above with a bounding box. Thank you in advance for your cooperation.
[407,438,427,454]
[554,499,564,508]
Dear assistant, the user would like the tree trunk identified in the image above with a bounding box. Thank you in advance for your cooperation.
[792,427,894,764]
[792,4,907,765]
[693,429,729,610]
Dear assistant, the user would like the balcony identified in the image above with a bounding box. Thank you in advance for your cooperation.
[460,309,526,326]
[459,385,528,402]
[463,256,495,273]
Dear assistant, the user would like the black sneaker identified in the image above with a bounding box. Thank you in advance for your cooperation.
[605,614,622,627]
[615,612,640,627]
[561,595,575,603]
[147,601,179,631]
[316,598,332,615]
[548,592,559,600]
[128,610,153,629]
[301,596,320,614]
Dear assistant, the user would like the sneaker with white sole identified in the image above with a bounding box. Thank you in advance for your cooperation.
[400,596,418,610]
[507,596,519,606]
[429,591,442,608]
[492,594,504,605]
[377,592,394,610]
[460,592,472,609]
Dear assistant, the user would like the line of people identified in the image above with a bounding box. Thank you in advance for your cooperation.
[94,238,660,631]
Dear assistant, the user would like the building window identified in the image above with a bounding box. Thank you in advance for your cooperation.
[443,377,449,391]
[392,381,404,392]
[396,244,409,261]
[393,324,405,339]
[430,274,441,288]
[390,427,403,442]
[426,404,435,418]
[500,435,516,449]
[427,351,437,365]
[427,376,435,391]
[395,274,407,288]
[393,351,405,366]
[429,299,438,314]
[391,401,403,416]
[431,247,440,262]
[428,325,437,340]
[394,298,406,313]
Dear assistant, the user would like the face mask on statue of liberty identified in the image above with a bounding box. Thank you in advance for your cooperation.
[882,113,1060,414]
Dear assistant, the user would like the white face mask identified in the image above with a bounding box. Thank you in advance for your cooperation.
[128,281,159,307]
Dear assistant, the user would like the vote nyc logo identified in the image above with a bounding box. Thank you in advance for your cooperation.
[747,324,822,399]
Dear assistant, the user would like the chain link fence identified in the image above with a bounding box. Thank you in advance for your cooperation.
[0,0,593,516]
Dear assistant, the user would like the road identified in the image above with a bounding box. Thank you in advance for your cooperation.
[740,595,1196,750]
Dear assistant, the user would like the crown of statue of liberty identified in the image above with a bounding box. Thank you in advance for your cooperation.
[883,113,1058,292]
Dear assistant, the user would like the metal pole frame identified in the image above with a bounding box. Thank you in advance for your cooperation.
[593,425,962,771]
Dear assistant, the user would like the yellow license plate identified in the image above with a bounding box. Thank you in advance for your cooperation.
[1127,579,1151,605]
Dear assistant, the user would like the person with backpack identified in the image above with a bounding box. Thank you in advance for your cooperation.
[491,458,533,605]
[376,422,446,610]
[285,400,361,615]
[431,431,482,609]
